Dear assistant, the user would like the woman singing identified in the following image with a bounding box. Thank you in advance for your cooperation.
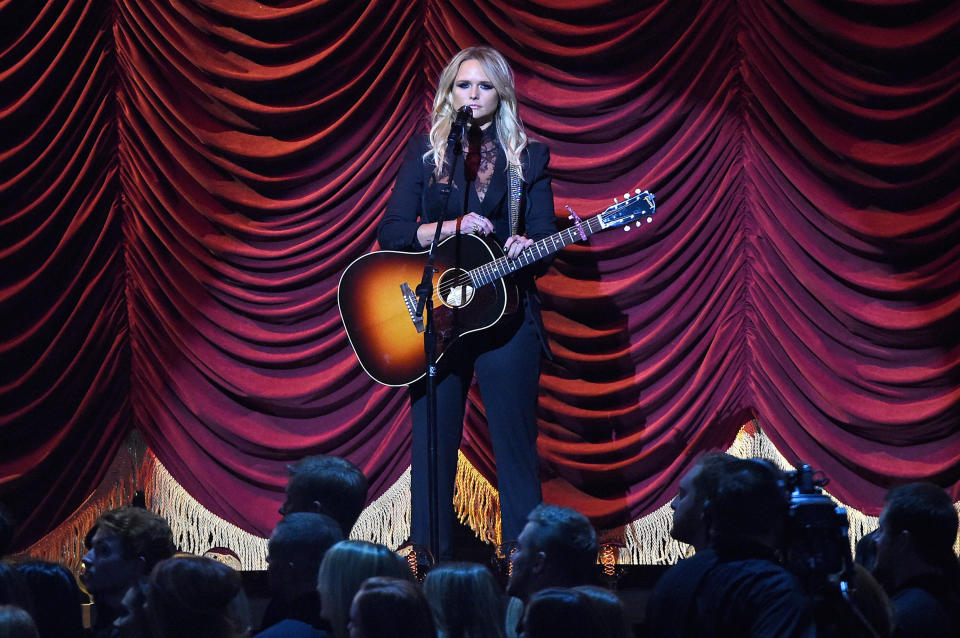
[377,46,557,560]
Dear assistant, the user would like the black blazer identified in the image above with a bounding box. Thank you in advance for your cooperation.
[378,134,557,357]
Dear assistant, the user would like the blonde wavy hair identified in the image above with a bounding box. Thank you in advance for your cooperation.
[427,46,528,180]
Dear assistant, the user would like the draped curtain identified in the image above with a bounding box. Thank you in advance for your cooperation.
[2,0,958,551]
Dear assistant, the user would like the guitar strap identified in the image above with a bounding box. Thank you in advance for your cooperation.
[508,162,522,237]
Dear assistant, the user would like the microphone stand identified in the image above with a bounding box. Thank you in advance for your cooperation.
[414,106,471,563]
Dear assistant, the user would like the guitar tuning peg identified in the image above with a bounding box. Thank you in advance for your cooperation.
[623,193,629,199]
[623,226,630,232]
[635,188,642,194]
[635,221,641,228]
[613,197,618,203]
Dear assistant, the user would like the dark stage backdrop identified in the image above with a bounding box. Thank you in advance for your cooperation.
[2,0,959,562]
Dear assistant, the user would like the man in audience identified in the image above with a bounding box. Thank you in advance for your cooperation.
[669,452,737,552]
[506,503,599,602]
[256,512,343,636]
[280,455,368,537]
[81,506,176,638]
[646,458,815,637]
[871,482,960,637]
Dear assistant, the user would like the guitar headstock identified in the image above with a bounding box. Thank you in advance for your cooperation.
[598,189,656,230]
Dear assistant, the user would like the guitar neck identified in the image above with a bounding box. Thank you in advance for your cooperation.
[471,216,604,287]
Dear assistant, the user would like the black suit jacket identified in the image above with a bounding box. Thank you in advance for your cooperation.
[377,134,557,357]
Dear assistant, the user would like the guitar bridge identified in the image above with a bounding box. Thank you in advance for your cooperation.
[401,282,425,333]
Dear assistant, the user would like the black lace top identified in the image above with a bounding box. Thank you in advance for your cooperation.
[463,123,498,202]
[434,122,499,203]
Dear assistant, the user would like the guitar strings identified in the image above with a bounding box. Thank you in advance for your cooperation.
[431,207,650,300]
[432,224,589,300]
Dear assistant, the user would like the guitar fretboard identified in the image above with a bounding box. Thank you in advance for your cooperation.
[469,215,605,287]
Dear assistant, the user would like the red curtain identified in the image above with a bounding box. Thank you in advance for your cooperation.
[1,0,958,549]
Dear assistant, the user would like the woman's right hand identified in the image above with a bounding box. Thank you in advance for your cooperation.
[460,212,494,237]
[417,212,494,247]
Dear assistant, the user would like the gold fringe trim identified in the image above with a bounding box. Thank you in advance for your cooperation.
[20,423,960,569]
[143,454,268,570]
[350,465,412,549]
[453,451,501,545]
[620,502,691,565]
[16,432,148,572]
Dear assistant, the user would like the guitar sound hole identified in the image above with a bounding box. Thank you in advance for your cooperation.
[437,268,475,308]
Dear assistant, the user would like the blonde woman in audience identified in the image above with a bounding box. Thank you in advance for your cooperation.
[424,562,506,638]
[317,540,410,638]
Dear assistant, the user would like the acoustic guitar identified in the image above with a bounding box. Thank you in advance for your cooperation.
[338,189,656,386]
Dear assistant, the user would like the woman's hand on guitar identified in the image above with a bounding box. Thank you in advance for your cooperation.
[504,234,533,259]
[462,212,493,237]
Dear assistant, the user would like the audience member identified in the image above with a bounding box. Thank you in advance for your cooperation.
[0,606,39,638]
[257,513,343,636]
[0,564,31,617]
[12,560,84,638]
[518,588,598,638]
[821,564,893,638]
[147,555,251,638]
[112,580,149,638]
[506,504,598,603]
[573,585,629,638]
[646,458,815,637]
[854,529,879,572]
[317,540,410,638]
[81,507,175,638]
[669,453,737,551]
[423,562,506,638]
[871,482,960,638]
[348,576,435,638]
[281,456,368,537]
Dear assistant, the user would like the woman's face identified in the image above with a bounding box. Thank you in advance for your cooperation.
[451,59,499,128]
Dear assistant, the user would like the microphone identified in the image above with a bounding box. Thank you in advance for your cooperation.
[448,105,473,144]
[454,105,472,126]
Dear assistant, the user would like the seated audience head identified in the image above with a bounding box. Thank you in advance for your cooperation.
[0,605,39,638]
[854,529,879,572]
[0,563,31,616]
[281,455,368,536]
[317,540,410,638]
[13,560,84,638]
[873,481,959,591]
[423,562,505,638]
[348,576,435,638]
[267,512,342,600]
[146,555,251,638]
[81,506,175,605]
[572,585,628,638]
[707,458,789,548]
[506,504,599,602]
[669,452,737,550]
[112,580,149,638]
[520,588,599,638]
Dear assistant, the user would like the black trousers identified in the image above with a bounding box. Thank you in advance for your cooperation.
[409,304,543,560]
